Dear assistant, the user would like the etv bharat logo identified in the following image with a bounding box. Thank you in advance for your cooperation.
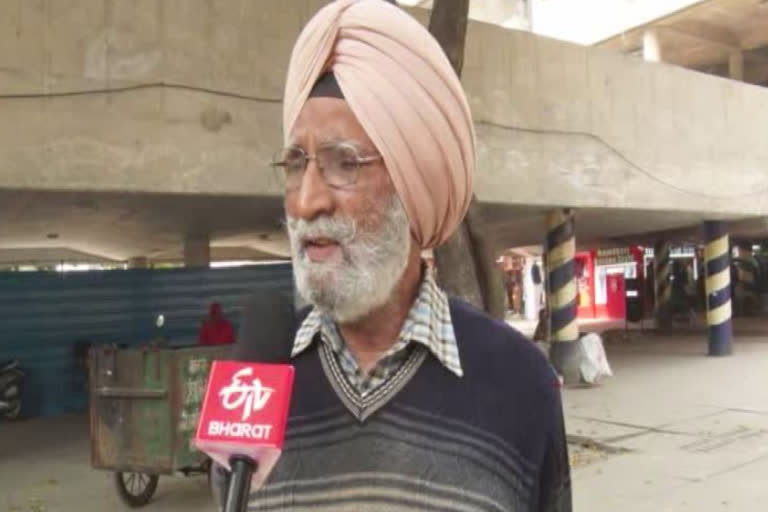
[218,367,275,421]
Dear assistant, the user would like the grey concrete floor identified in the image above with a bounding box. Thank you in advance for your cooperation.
[569,323,768,511]
[3,320,768,511]
[0,413,214,512]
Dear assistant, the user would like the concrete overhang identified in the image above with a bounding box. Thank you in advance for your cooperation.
[3,2,768,260]
[1,188,757,263]
[606,215,768,247]
[0,189,288,263]
[482,203,754,251]
[0,247,118,266]
[597,0,768,70]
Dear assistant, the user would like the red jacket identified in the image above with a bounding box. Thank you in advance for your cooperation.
[198,303,235,346]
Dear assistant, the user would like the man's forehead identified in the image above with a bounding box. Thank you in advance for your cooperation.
[289,126,349,144]
[287,132,351,147]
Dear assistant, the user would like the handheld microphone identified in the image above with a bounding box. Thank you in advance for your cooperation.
[195,361,294,511]
[196,291,297,512]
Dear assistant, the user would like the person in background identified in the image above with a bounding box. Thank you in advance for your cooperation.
[198,302,235,346]
[512,276,524,316]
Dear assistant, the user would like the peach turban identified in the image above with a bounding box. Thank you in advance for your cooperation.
[283,0,475,249]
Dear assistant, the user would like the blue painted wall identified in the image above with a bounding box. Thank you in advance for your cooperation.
[0,264,293,418]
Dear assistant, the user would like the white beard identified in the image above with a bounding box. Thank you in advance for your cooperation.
[287,195,411,323]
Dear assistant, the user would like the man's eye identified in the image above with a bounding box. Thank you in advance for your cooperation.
[338,158,358,171]
[284,159,305,172]
[331,146,360,171]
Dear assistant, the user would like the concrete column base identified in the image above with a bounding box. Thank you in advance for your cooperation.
[184,234,211,268]
[708,322,733,356]
[549,341,583,385]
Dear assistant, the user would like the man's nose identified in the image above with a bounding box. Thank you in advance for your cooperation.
[289,160,335,221]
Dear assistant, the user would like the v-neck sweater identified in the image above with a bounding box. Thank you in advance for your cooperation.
[248,298,572,512]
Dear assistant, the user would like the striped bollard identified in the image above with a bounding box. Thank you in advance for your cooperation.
[546,209,581,384]
[653,240,672,328]
[704,222,733,356]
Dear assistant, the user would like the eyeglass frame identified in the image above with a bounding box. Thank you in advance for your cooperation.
[270,142,383,191]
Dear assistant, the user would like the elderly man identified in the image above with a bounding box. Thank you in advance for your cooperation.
[247,1,571,510]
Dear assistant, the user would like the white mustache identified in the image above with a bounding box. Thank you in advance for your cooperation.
[286,215,358,248]
[287,194,411,323]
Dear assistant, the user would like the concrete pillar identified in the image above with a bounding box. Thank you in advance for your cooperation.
[127,257,149,269]
[653,240,673,328]
[545,208,581,384]
[728,52,744,81]
[643,29,664,63]
[704,221,733,356]
[184,234,211,268]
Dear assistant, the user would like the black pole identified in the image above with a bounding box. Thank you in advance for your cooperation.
[223,456,257,512]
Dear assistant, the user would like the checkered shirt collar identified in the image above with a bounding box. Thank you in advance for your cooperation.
[291,267,463,378]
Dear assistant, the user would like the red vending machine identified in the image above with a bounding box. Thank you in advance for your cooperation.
[605,273,626,319]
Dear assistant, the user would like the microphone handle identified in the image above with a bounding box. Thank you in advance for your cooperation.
[224,455,257,512]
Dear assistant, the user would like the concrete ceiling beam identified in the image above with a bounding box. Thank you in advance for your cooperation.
[657,21,741,51]
[649,25,740,68]
[606,216,768,247]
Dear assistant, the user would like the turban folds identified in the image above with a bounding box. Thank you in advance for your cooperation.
[283,0,475,249]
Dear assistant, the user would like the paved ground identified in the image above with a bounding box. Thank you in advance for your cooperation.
[3,320,768,511]
[506,315,650,339]
[568,323,768,511]
[0,414,214,512]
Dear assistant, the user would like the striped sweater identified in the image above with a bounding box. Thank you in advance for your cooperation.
[248,299,571,511]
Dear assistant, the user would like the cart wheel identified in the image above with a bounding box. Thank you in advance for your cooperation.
[114,471,159,507]
[2,399,22,420]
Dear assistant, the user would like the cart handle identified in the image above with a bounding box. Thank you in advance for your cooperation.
[94,387,168,399]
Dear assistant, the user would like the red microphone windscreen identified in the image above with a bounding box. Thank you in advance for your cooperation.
[195,360,294,487]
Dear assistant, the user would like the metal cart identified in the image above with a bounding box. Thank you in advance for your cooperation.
[89,344,229,507]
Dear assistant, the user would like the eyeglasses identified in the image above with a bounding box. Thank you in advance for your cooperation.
[271,142,382,191]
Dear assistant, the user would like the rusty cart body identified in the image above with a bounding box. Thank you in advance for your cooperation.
[89,344,229,507]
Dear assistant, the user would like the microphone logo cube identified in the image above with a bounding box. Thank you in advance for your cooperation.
[195,361,294,473]
[219,367,275,421]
